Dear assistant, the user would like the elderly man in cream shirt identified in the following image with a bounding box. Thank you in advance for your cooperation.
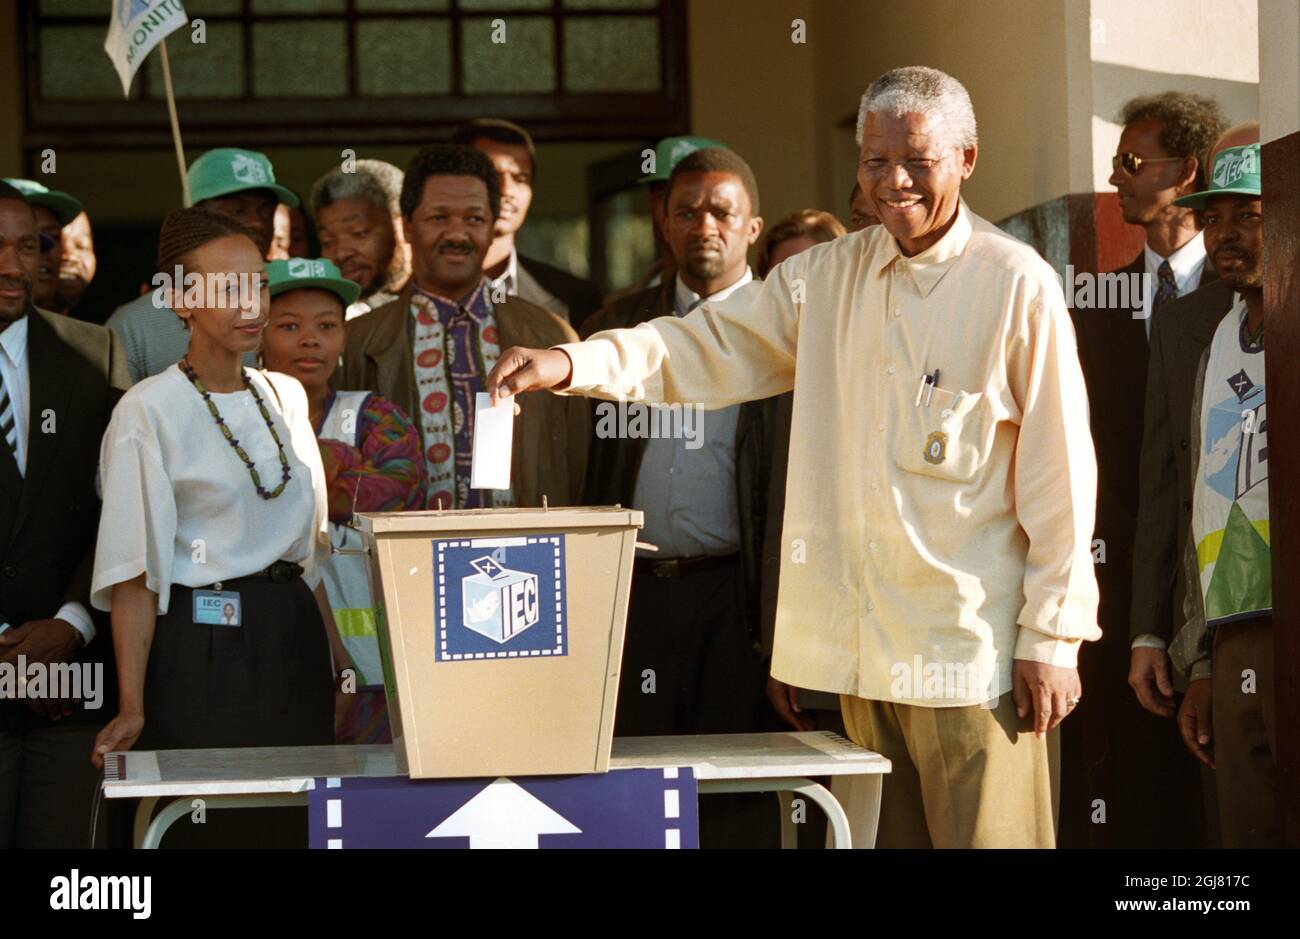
[488,67,1100,849]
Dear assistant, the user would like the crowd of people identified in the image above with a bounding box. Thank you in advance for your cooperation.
[0,65,1276,849]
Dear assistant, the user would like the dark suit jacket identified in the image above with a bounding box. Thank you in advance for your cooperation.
[517,254,604,329]
[1130,278,1235,642]
[0,307,131,729]
[1073,252,1216,645]
[578,281,779,642]
[334,285,590,507]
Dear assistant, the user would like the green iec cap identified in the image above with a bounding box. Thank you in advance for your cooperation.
[3,178,82,225]
[1174,143,1262,209]
[638,136,729,184]
[266,257,360,306]
[188,148,300,207]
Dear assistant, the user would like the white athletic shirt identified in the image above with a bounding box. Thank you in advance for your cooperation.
[91,365,330,615]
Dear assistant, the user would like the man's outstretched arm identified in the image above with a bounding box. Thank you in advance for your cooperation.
[488,263,802,407]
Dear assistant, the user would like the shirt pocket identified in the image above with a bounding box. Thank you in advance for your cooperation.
[893,386,994,483]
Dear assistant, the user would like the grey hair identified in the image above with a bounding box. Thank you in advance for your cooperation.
[855,66,978,150]
[310,158,404,217]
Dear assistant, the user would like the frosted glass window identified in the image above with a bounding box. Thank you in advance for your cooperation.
[253,0,346,12]
[460,18,556,94]
[564,0,658,8]
[564,17,659,92]
[252,21,348,97]
[459,0,552,10]
[357,0,450,9]
[358,19,452,96]
[40,26,125,100]
[146,23,244,99]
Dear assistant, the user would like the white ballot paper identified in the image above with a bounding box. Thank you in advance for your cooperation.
[471,392,514,490]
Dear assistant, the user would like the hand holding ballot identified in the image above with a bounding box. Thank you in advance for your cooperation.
[487,347,574,410]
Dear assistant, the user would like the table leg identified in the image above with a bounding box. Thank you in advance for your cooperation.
[133,797,159,849]
[137,793,309,849]
[775,792,798,848]
[699,777,853,849]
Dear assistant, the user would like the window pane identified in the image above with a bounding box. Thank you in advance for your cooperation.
[252,0,346,12]
[460,17,555,94]
[40,26,125,99]
[564,16,659,92]
[357,19,452,96]
[357,0,450,9]
[184,0,244,13]
[252,21,348,97]
[459,0,552,10]
[564,0,658,8]
[40,0,117,13]
[146,23,244,99]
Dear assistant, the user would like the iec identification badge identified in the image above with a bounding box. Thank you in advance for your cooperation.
[432,534,567,662]
[923,431,948,465]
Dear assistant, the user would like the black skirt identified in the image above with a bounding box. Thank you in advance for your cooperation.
[139,576,333,751]
[128,576,334,848]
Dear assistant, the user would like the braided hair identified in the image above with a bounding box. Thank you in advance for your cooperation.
[156,207,260,274]
[155,207,261,328]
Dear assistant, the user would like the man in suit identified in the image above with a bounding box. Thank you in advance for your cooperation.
[1065,92,1228,847]
[0,181,131,848]
[1130,123,1260,724]
[336,144,588,509]
[452,119,603,329]
[580,145,775,847]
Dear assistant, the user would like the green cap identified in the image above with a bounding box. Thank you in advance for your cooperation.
[1174,143,1262,209]
[188,148,300,207]
[266,257,360,306]
[638,136,729,184]
[3,178,82,225]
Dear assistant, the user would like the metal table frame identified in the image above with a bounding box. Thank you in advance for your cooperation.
[105,731,890,849]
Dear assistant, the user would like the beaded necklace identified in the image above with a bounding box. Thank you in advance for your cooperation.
[179,357,292,500]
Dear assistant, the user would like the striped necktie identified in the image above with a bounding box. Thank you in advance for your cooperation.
[0,364,17,467]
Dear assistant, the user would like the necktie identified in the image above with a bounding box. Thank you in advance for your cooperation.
[0,365,17,467]
[1153,259,1178,311]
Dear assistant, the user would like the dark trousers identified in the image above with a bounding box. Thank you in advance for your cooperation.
[615,555,764,737]
[1213,616,1279,847]
[1061,600,1211,848]
[0,714,105,848]
[615,555,776,848]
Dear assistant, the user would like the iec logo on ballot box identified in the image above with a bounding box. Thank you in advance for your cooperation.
[433,535,567,661]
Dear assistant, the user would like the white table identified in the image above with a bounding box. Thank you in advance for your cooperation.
[103,731,890,849]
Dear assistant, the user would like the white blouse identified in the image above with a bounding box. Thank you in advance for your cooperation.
[91,365,330,615]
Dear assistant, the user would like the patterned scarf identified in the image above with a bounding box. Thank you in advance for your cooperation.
[409,280,515,509]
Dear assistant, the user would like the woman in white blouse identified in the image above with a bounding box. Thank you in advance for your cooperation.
[90,209,348,768]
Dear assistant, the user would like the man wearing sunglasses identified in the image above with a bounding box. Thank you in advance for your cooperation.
[1069,91,1227,848]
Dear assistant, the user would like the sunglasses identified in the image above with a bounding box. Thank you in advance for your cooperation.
[1112,152,1183,177]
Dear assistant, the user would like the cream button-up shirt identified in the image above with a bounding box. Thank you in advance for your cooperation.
[556,203,1100,707]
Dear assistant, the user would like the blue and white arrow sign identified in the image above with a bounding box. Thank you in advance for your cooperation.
[309,768,698,849]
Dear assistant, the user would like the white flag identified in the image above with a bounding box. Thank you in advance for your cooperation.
[104,0,189,96]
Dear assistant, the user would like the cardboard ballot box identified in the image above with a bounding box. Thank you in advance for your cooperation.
[355,507,643,779]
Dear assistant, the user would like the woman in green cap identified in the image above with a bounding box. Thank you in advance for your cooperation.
[261,256,426,744]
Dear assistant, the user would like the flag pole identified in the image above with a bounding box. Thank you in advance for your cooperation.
[157,38,191,207]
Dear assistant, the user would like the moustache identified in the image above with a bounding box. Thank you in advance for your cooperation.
[0,276,30,291]
[437,242,475,253]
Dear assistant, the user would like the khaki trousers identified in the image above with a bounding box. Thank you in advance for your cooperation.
[840,692,1059,848]
[1212,616,1279,848]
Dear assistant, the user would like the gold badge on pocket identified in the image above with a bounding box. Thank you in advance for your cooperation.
[923,431,948,465]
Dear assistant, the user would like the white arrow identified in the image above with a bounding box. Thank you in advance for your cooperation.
[426,777,581,849]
